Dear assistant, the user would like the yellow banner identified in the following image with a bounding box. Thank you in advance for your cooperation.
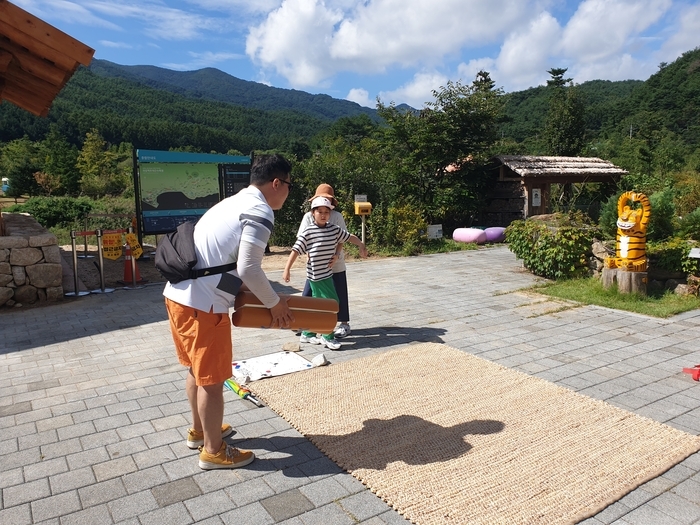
[102,233,123,260]
[125,233,143,259]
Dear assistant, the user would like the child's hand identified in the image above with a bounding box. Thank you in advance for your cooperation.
[282,269,291,282]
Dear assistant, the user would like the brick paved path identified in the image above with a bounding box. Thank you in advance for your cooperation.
[2,246,699,524]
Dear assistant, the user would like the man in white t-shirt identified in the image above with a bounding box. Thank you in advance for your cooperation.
[163,154,294,470]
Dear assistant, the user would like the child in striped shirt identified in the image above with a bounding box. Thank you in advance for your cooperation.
[283,196,367,350]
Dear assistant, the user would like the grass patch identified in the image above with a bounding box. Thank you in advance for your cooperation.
[533,277,700,318]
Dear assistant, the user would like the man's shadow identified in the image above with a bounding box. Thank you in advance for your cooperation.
[336,326,447,350]
[308,416,504,470]
[236,416,504,476]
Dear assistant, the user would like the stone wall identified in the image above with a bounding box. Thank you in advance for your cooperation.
[0,212,63,308]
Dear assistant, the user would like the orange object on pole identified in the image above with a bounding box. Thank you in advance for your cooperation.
[682,365,700,381]
[122,243,145,285]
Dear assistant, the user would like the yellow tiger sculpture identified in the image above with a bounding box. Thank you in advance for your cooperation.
[604,191,651,272]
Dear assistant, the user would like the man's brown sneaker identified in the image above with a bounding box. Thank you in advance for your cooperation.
[199,441,255,470]
[186,423,234,449]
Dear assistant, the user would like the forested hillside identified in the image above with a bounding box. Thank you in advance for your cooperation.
[500,79,643,143]
[0,66,331,152]
[89,59,379,123]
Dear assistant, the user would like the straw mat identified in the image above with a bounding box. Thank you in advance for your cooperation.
[249,343,700,524]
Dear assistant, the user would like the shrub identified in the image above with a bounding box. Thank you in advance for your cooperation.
[647,188,677,241]
[384,202,428,251]
[6,196,93,228]
[506,211,599,280]
[598,193,619,240]
[679,206,700,240]
[647,237,699,275]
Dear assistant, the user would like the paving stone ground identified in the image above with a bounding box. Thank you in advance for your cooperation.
[1,246,700,524]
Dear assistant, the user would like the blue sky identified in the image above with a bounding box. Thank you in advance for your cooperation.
[14,0,700,109]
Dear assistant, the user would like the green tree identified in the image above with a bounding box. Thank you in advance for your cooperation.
[376,72,504,228]
[39,125,80,195]
[0,136,41,197]
[543,68,586,156]
[75,129,127,197]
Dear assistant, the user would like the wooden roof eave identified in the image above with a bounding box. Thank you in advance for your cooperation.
[520,174,626,183]
[0,0,93,116]
[0,1,93,67]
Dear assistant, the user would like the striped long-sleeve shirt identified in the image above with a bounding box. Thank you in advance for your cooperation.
[292,222,351,282]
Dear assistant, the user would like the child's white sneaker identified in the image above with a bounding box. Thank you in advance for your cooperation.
[300,334,323,345]
[334,324,351,339]
[323,338,342,350]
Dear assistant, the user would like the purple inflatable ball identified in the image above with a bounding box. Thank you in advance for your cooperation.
[452,228,487,244]
[483,227,506,243]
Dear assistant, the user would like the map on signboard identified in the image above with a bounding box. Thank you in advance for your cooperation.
[139,163,220,212]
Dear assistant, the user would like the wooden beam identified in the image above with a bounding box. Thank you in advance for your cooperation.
[0,49,12,72]
[0,19,77,71]
[2,81,49,116]
[0,37,68,85]
[0,0,94,66]
[8,61,60,99]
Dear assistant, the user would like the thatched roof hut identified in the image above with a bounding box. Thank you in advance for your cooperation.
[480,156,628,226]
[494,155,628,183]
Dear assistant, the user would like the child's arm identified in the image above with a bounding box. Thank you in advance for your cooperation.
[328,242,344,267]
[346,234,368,258]
[283,250,299,282]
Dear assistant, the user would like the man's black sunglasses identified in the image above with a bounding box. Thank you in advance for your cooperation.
[277,178,293,191]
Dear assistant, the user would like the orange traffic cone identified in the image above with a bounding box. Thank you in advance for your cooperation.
[119,243,146,285]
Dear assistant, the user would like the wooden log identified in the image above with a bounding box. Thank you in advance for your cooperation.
[602,267,617,289]
[231,291,338,333]
[617,270,647,295]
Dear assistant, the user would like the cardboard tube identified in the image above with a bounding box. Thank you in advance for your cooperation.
[232,291,338,333]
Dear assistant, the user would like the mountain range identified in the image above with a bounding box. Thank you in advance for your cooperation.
[89,59,382,123]
[1,48,698,155]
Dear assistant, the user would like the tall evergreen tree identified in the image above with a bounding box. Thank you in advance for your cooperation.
[76,129,126,197]
[543,68,586,156]
[0,136,41,197]
[39,125,80,195]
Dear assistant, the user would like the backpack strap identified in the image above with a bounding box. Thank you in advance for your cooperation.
[189,262,237,279]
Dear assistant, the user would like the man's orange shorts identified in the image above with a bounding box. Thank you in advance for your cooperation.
[165,298,232,386]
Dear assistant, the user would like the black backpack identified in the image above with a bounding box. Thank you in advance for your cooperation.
[155,221,236,283]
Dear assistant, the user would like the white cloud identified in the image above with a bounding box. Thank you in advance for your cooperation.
[346,88,373,107]
[184,0,281,14]
[87,1,221,40]
[163,51,244,70]
[99,40,134,49]
[16,0,229,40]
[658,3,700,64]
[378,71,449,108]
[561,0,672,62]
[246,0,532,88]
[13,0,122,30]
[457,58,496,85]
[570,53,642,82]
[246,0,344,86]
[490,11,563,91]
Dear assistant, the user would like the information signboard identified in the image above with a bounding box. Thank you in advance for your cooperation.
[135,150,251,235]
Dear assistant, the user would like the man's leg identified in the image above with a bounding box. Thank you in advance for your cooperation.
[199,381,225,454]
[186,369,200,431]
[166,299,238,458]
